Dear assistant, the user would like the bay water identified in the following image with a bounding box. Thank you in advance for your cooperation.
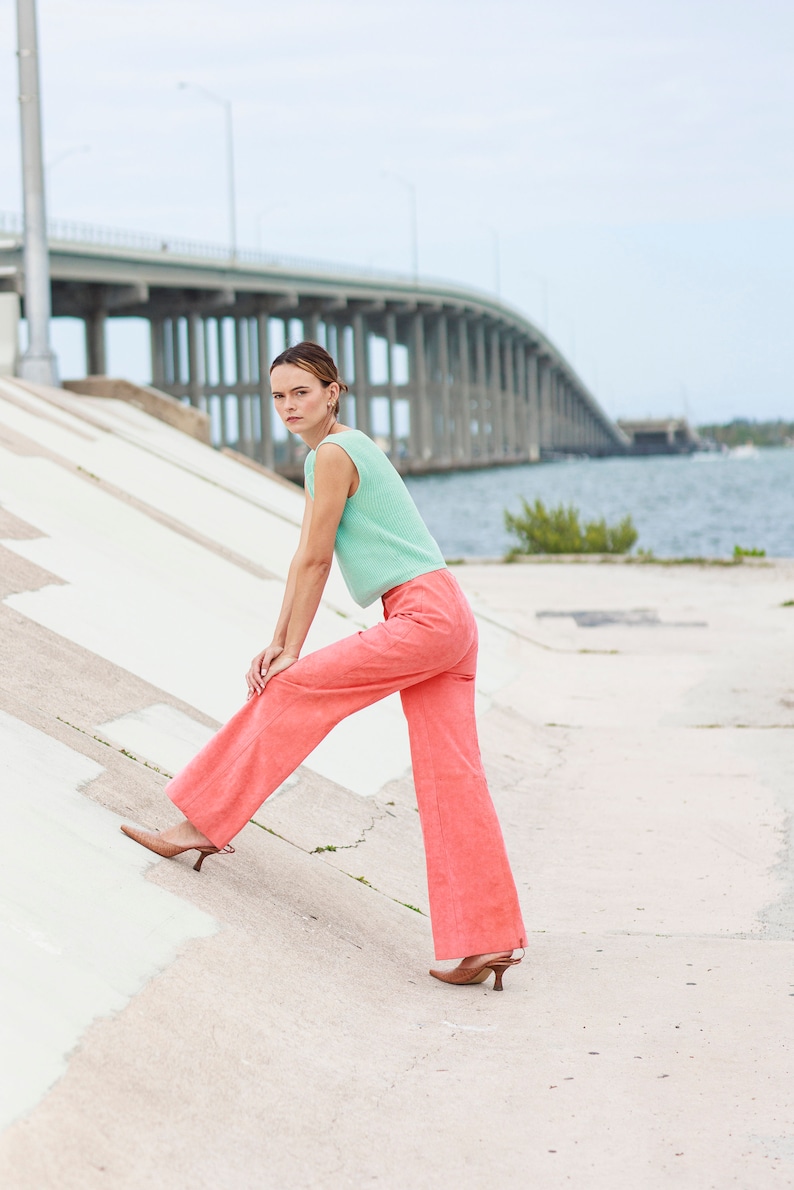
[404,446,794,559]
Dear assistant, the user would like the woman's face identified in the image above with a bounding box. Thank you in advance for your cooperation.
[270,363,338,437]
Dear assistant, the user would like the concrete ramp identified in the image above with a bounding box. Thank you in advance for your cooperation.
[1,374,793,1188]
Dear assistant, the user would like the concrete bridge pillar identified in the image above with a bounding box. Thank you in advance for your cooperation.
[409,312,428,461]
[333,320,351,424]
[579,399,589,451]
[213,317,228,449]
[235,317,253,456]
[422,314,439,460]
[305,310,320,342]
[507,337,517,457]
[552,371,562,447]
[514,342,527,460]
[540,357,553,453]
[560,381,569,449]
[186,313,201,408]
[385,311,399,461]
[85,309,106,376]
[437,313,452,461]
[561,376,569,447]
[474,320,487,460]
[256,311,275,469]
[352,312,370,437]
[526,350,540,461]
[150,318,165,389]
[489,327,503,460]
[456,317,471,462]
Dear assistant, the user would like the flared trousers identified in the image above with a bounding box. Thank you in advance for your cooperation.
[167,567,526,960]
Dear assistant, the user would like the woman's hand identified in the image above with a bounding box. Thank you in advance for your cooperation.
[258,650,299,690]
[246,644,285,699]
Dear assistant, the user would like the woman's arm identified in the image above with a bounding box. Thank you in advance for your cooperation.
[246,488,313,697]
[246,445,356,695]
[272,488,315,646]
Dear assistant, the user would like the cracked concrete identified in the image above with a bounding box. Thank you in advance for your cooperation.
[1,375,794,1188]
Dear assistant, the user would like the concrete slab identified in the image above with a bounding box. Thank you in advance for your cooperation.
[96,703,216,775]
[1,377,792,1188]
[0,710,216,1133]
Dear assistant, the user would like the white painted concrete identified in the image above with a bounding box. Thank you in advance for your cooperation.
[0,379,415,797]
[0,710,216,1131]
[96,704,216,775]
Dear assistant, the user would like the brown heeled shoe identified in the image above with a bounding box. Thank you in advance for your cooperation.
[120,824,234,872]
[429,951,523,991]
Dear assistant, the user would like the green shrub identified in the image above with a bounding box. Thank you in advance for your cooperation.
[504,498,638,557]
[733,545,766,559]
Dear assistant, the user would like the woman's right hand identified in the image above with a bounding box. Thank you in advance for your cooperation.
[246,644,284,699]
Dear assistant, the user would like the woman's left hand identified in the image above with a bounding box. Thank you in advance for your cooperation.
[257,651,299,692]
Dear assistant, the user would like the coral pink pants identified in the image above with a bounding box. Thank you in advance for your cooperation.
[167,568,526,960]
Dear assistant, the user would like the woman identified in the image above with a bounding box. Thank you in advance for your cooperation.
[122,342,526,990]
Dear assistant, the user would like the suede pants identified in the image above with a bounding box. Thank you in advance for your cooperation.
[167,567,526,960]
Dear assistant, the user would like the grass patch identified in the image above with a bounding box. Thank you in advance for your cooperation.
[628,552,752,567]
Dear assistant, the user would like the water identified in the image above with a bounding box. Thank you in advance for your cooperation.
[404,447,794,559]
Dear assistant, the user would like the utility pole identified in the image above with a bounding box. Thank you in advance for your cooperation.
[16,0,58,385]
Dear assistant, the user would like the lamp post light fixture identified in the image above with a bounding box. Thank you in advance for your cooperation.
[16,0,58,385]
[178,81,238,262]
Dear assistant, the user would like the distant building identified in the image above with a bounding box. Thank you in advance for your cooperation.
[616,418,702,455]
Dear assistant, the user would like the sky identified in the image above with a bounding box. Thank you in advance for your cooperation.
[1,0,793,423]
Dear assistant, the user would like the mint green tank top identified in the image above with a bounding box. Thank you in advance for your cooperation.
[303,429,446,608]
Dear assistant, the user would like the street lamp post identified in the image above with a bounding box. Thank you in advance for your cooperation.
[382,171,418,285]
[16,0,58,385]
[179,82,237,262]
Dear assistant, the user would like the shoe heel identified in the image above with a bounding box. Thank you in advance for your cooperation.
[490,963,509,991]
[193,843,234,872]
[193,849,216,872]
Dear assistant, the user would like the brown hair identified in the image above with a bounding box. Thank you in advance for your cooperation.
[269,341,349,417]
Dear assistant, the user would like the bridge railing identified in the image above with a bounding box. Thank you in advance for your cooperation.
[0,209,423,285]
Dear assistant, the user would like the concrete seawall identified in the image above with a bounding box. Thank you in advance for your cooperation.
[1,374,792,1188]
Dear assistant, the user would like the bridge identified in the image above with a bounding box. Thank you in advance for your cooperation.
[0,212,628,479]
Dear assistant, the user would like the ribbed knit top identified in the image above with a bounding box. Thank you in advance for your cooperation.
[304,429,446,607]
